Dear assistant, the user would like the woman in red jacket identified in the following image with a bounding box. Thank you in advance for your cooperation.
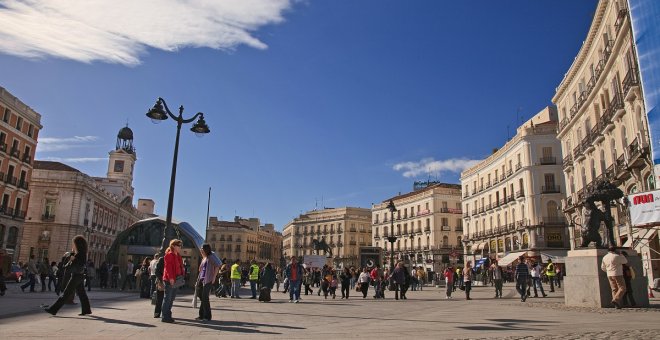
[161,239,184,323]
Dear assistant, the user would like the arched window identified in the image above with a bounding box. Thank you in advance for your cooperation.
[647,174,656,190]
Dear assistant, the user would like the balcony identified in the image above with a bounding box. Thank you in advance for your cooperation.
[424,226,431,233]
[541,185,560,194]
[471,209,477,216]
[0,143,6,153]
[515,163,522,171]
[9,148,20,159]
[573,143,584,161]
[373,235,380,240]
[5,176,17,186]
[477,207,484,214]
[506,169,513,177]
[485,181,491,189]
[515,190,524,198]
[463,212,469,218]
[623,66,640,100]
[349,241,357,245]
[539,156,556,165]
[18,180,28,190]
[478,185,484,192]
[22,154,31,165]
[42,214,55,222]
[614,7,628,34]
[349,227,357,232]
[13,210,26,219]
[592,121,605,144]
[611,92,625,120]
[500,174,505,181]
[471,189,476,195]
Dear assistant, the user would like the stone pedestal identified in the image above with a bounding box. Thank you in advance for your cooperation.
[564,248,649,307]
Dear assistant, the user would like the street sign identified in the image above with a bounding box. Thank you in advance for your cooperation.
[449,250,459,258]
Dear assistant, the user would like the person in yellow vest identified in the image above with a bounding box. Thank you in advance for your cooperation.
[230,259,242,298]
[249,260,260,299]
[544,259,556,292]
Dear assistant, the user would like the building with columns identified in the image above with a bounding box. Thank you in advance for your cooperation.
[461,106,568,264]
[0,86,42,267]
[372,182,463,274]
[554,0,658,281]
[206,216,282,266]
[282,207,371,268]
[18,126,151,265]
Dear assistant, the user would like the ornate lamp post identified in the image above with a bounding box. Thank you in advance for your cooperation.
[146,98,210,253]
[386,199,398,271]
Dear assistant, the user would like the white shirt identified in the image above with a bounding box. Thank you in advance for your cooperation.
[601,252,627,277]
[530,265,541,278]
[358,272,370,283]
[149,259,158,276]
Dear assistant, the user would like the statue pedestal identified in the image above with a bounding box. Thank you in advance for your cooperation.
[564,248,649,308]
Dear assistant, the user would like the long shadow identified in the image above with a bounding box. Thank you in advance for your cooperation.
[87,315,156,328]
[217,307,441,323]
[455,318,551,332]
[92,306,126,311]
[174,318,300,334]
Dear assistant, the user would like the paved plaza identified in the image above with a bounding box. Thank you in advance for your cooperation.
[1,281,659,339]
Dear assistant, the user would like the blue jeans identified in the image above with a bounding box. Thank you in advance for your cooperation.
[161,281,178,321]
[250,280,257,298]
[231,279,241,298]
[289,279,301,300]
[21,273,36,291]
[532,277,545,296]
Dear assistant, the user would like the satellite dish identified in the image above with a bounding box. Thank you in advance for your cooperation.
[366,259,374,267]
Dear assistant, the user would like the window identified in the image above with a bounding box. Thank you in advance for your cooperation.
[15,117,22,131]
[2,108,10,123]
[114,160,125,173]
[6,226,18,249]
[0,224,5,247]
[44,199,56,218]
[28,124,34,138]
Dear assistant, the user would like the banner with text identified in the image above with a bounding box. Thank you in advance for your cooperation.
[629,189,660,226]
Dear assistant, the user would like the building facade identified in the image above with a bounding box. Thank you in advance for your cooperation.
[18,127,149,265]
[372,183,463,273]
[282,207,371,268]
[0,87,42,266]
[553,0,658,281]
[206,216,283,266]
[461,107,568,263]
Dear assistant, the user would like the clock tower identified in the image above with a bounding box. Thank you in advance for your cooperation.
[106,125,137,199]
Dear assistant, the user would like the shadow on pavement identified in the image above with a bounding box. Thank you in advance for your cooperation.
[456,318,552,331]
[175,318,305,334]
[54,315,157,328]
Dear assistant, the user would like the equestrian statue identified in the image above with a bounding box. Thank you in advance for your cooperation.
[311,238,333,257]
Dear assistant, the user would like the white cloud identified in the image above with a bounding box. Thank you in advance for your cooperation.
[393,157,481,178]
[41,157,107,163]
[38,135,100,152]
[0,0,294,65]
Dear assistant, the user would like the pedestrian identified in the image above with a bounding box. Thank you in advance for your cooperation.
[138,257,151,298]
[196,244,220,321]
[601,246,627,309]
[417,266,426,291]
[303,268,314,295]
[329,273,338,299]
[38,258,49,292]
[153,253,165,319]
[350,267,357,289]
[230,259,242,298]
[275,267,282,292]
[515,256,530,302]
[544,259,556,292]
[85,260,96,292]
[20,254,38,292]
[121,259,134,291]
[443,266,454,299]
[491,261,503,298]
[217,258,230,298]
[620,251,636,307]
[44,235,91,316]
[161,239,185,323]
[149,254,159,298]
[284,256,303,303]
[340,267,351,299]
[259,262,276,302]
[249,260,260,299]
[99,261,108,289]
[358,267,371,298]
[530,261,547,298]
[463,262,473,300]
[48,261,58,292]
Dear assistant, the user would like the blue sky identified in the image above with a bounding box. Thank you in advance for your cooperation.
[0,0,598,235]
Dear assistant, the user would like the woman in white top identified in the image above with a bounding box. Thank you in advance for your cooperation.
[358,268,370,298]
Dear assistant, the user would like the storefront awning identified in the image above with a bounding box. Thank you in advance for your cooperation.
[497,251,526,266]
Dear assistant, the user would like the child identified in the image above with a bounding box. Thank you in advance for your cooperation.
[321,277,329,299]
[329,275,338,299]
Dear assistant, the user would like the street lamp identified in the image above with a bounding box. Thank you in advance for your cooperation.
[386,199,398,272]
[146,97,211,254]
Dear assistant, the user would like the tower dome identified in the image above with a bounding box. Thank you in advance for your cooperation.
[116,125,135,154]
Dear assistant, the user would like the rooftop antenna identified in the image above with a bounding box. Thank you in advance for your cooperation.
[315,197,318,210]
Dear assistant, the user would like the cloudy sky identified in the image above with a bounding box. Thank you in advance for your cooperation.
[0,0,598,233]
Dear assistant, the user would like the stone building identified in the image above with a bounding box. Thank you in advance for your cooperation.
[372,182,463,273]
[461,107,568,265]
[0,86,42,266]
[206,216,282,266]
[282,207,371,268]
[553,0,658,281]
[18,126,151,265]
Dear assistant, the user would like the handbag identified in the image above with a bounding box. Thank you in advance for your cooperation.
[174,275,185,288]
[355,283,361,292]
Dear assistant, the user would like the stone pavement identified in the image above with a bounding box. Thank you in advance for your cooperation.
[1,280,659,339]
